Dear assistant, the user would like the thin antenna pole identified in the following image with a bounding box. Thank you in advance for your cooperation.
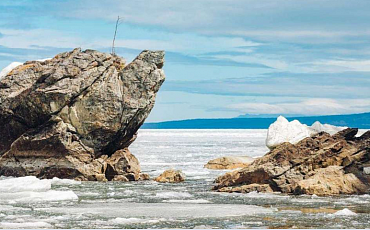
[112,16,120,55]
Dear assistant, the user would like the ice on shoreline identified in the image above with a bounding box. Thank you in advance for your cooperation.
[266,116,346,149]
[0,176,78,203]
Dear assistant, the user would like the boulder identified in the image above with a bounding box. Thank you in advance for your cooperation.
[294,166,367,195]
[204,156,255,170]
[0,48,165,181]
[266,116,346,149]
[155,169,185,183]
[214,128,370,195]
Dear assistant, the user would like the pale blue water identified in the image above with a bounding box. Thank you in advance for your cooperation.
[0,129,369,229]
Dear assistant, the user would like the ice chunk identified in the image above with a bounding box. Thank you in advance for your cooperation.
[334,208,357,216]
[266,116,346,149]
[266,116,316,149]
[112,218,164,225]
[50,177,81,185]
[162,199,211,204]
[155,191,193,199]
[311,121,346,135]
[0,221,52,229]
[0,176,78,203]
[0,62,23,80]
[0,176,51,193]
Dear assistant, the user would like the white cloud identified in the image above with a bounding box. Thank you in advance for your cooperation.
[311,59,370,72]
[227,98,370,115]
[54,0,370,43]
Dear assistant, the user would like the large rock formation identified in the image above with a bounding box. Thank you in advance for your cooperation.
[0,48,165,181]
[214,128,370,195]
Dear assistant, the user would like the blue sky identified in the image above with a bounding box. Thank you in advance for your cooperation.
[0,0,369,122]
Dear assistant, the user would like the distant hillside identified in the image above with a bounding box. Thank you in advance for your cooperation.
[142,112,370,129]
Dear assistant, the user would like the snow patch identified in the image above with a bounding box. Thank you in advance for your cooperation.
[334,208,357,216]
[266,116,346,149]
[0,62,23,80]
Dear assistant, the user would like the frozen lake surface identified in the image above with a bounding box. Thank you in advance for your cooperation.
[1,129,370,229]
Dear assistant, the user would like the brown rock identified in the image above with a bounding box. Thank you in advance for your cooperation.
[155,169,185,183]
[294,166,368,195]
[139,173,150,180]
[219,183,273,193]
[204,156,255,170]
[105,149,141,181]
[0,48,165,181]
[214,128,370,195]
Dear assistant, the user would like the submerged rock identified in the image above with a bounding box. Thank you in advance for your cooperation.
[214,128,370,195]
[155,169,185,183]
[0,48,165,181]
[266,116,346,149]
[204,156,255,170]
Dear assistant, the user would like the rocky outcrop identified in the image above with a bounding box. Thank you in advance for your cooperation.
[155,169,185,183]
[0,48,165,181]
[214,128,370,195]
[204,156,255,170]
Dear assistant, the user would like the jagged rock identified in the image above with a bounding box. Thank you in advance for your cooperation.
[0,48,165,181]
[204,156,255,170]
[214,128,370,195]
[155,169,185,183]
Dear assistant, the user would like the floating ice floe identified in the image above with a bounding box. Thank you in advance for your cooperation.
[155,191,193,199]
[334,208,357,216]
[0,176,78,203]
[0,221,53,229]
[111,217,165,225]
[162,199,211,204]
[266,116,346,149]
[0,62,23,80]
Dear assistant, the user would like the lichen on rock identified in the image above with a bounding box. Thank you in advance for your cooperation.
[0,48,165,181]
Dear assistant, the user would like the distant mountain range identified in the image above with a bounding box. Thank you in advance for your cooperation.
[142,112,370,129]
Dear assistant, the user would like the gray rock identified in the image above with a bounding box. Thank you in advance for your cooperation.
[0,48,165,181]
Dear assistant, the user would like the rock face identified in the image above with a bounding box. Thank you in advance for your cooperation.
[155,169,185,183]
[214,128,370,195]
[266,116,346,149]
[204,156,255,170]
[0,48,165,181]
